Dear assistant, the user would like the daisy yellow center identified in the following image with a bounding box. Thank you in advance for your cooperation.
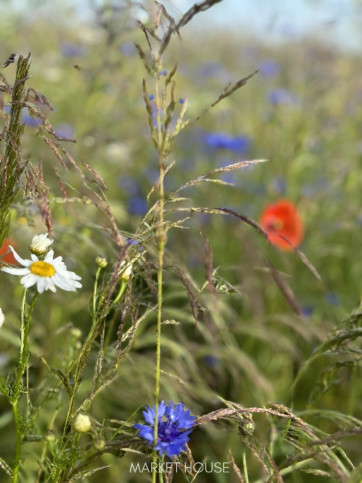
[30,261,56,277]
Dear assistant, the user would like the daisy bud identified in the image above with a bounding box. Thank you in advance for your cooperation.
[95,256,108,268]
[70,328,82,339]
[73,413,91,433]
[29,233,54,256]
[45,431,56,442]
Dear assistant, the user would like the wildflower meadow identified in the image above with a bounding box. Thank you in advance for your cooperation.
[0,1,361,482]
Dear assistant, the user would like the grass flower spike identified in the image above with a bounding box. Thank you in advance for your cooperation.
[134,401,195,458]
[1,245,82,293]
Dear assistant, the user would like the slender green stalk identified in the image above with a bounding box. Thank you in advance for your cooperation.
[152,79,167,483]
[104,281,127,349]
[242,450,249,483]
[92,266,102,320]
[62,271,127,440]
[11,290,37,483]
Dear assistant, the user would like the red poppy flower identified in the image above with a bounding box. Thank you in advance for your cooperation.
[0,238,18,265]
[260,200,304,251]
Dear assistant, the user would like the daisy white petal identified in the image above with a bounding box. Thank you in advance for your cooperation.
[2,267,32,276]
[21,273,38,289]
[7,246,32,266]
[44,250,55,261]
[0,308,4,328]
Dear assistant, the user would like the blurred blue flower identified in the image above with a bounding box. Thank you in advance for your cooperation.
[179,98,185,104]
[325,292,340,306]
[149,94,155,101]
[118,176,140,196]
[21,109,43,127]
[205,132,251,153]
[134,401,195,458]
[204,355,221,368]
[60,42,85,57]
[259,60,280,77]
[269,88,299,106]
[200,61,229,80]
[271,176,286,195]
[221,172,235,184]
[159,69,168,76]
[127,238,139,247]
[55,123,74,138]
[301,306,314,317]
[119,41,136,56]
[127,196,148,216]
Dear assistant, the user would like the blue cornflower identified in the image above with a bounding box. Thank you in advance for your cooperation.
[21,109,43,127]
[127,196,148,216]
[268,88,299,106]
[325,292,340,306]
[259,59,280,77]
[301,306,314,318]
[203,355,221,368]
[60,42,85,58]
[205,132,251,153]
[55,123,74,138]
[134,401,196,458]
[119,41,136,56]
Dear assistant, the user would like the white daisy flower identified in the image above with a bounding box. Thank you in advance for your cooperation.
[29,233,54,256]
[0,307,4,328]
[1,246,82,294]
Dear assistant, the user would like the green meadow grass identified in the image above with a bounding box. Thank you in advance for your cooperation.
[0,1,361,482]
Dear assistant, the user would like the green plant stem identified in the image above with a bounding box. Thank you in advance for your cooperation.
[104,280,127,349]
[153,83,167,482]
[11,290,37,483]
[62,277,127,440]
[92,266,102,320]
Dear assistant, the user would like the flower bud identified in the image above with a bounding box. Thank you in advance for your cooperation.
[95,256,108,268]
[94,439,105,450]
[73,413,91,433]
[29,233,53,256]
[45,431,56,442]
[70,328,82,339]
